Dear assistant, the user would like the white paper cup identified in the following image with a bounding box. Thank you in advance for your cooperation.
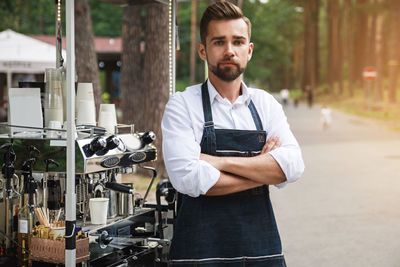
[44,108,63,127]
[99,104,116,114]
[48,120,62,129]
[76,83,95,114]
[47,120,62,138]
[89,198,109,225]
[76,100,96,126]
[98,106,117,134]
[98,113,116,134]
[76,83,95,102]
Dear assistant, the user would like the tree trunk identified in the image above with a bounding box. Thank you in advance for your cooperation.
[292,41,301,89]
[374,0,384,101]
[366,0,377,101]
[352,0,368,91]
[190,0,197,84]
[327,0,340,94]
[75,0,102,111]
[120,4,142,125]
[344,0,354,96]
[337,1,344,95]
[142,2,169,177]
[302,0,319,92]
[236,0,243,9]
[387,0,400,103]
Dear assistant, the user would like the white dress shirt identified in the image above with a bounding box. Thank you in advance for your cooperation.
[162,80,305,197]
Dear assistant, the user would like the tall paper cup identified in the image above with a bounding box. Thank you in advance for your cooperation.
[89,198,109,224]
[99,104,116,114]
[98,104,117,134]
[44,68,64,126]
[76,83,95,114]
[76,100,96,125]
[76,83,95,101]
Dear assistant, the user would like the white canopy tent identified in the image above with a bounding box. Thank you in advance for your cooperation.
[0,29,66,89]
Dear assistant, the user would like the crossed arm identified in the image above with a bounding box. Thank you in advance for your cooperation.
[203,137,286,196]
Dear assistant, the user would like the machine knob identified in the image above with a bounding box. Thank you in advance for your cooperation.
[89,137,107,155]
[141,131,156,145]
[96,231,113,249]
[106,135,120,150]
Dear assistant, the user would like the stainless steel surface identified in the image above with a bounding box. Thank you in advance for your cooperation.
[0,125,156,174]
[0,122,162,265]
[82,207,153,234]
[118,184,135,216]
[105,189,118,218]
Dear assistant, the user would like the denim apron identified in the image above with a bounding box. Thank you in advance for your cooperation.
[168,82,286,267]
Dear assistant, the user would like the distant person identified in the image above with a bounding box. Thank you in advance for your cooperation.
[306,85,313,108]
[280,88,289,106]
[321,104,332,130]
[162,2,304,266]
[294,98,299,108]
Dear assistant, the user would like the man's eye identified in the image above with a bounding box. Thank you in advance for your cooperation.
[234,40,244,45]
[215,41,223,45]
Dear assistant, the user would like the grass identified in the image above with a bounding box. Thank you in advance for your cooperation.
[121,173,165,202]
[311,85,400,132]
[122,173,163,191]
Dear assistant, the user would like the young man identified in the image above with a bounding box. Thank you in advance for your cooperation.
[162,2,304,266]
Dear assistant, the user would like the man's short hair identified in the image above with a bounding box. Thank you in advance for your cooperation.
[200,1,251,45]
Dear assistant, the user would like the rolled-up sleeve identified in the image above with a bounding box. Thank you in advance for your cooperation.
[266,96,305,188]
[162,94,220,197]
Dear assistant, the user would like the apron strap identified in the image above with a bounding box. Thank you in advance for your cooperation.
[200,81,264,154]
[248,100,263,131]
[201,81,217,154]
[201,81,213,125]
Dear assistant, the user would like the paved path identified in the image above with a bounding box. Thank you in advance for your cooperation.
[271,103,400,267]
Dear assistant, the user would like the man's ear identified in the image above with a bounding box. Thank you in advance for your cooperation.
[198,43,207,61]
[248,42,254,61]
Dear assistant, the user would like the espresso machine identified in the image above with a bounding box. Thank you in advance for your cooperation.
[0,124,177,266]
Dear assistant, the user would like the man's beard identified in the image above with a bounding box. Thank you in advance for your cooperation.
[208,60,245,82]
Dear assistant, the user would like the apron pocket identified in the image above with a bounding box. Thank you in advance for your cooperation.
[169,255,286,267]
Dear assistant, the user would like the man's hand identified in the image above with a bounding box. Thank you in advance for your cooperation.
[200,136,286,185]
[200,136,281,170]
[261,137,281,154]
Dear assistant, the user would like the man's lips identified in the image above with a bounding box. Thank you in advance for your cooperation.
[219,62,238,66]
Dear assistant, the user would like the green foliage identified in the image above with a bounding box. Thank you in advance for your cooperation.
[289,88,303,99]
[243,0,303,91]
[0,0,56,34]
[176,76,190,92]
[175,0,303,91]
[0,0,122,37]
[89,0,122,37]
[2,0,306,95]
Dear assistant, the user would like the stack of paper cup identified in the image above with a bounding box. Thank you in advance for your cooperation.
[76,83,96,125]
[44,68,64,127]
[98,104,117,134]
[47,120,62,139]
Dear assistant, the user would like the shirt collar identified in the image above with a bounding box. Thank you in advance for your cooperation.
[206,79,251,105]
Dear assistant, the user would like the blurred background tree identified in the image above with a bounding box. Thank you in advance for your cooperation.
[1,0,400,177]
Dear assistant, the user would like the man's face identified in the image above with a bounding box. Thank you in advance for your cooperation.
[198,18,253,82]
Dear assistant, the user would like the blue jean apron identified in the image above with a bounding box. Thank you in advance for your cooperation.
[168,82,286,267]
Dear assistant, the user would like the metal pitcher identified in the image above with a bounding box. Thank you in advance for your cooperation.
[118,183,134,216]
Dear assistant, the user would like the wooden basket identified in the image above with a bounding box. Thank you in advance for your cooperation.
[29,236,90,264]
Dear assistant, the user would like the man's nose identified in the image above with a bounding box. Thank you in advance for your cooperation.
[224,43,234,57]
